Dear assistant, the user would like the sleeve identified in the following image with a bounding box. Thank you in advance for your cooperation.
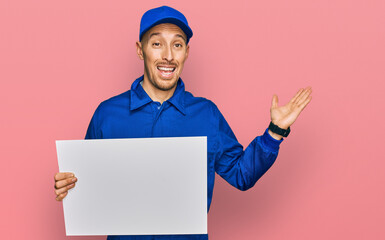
[85,105,102,140]
[213,105,284,191]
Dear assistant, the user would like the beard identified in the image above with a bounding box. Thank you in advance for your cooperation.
[152,77,178,91]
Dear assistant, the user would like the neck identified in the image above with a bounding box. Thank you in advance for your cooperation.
[141,77,177,104]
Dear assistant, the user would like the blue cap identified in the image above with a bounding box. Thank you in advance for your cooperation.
[139,6,193,44]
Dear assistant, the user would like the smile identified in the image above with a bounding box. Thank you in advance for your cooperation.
[157,66,176,78]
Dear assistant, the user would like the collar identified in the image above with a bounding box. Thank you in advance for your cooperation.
[130,75,186,115]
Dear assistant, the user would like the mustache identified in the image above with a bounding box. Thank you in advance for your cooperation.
[157,62,177,66]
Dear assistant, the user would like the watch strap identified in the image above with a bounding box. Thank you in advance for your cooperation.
[268,121,291,137]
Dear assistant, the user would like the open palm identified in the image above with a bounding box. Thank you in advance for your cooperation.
[270,86,312,129]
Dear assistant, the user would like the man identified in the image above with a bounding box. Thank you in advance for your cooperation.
[54,5,312,240]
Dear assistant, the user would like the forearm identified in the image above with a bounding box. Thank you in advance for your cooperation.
[216,128,283,191]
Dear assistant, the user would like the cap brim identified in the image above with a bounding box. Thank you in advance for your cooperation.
[140,17,193,44]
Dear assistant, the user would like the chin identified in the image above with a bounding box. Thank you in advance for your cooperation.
[157,81,178,91]
[155,77,179,91]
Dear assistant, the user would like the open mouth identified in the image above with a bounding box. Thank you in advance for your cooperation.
[157,66,176,78]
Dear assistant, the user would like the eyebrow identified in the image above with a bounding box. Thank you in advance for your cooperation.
[148,32,187,43]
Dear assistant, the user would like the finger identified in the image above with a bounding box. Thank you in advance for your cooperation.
[55,183,75,196]
[298,95,312,110]
[54,172,75,181]
[271,94,278,108]
[56,191,68,201]
[55,177,77,189]
[290,88,304,103]
[294,87,311,105]
[296,87,312,105]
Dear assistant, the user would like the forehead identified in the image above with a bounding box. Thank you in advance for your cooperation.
[143,23,187,40]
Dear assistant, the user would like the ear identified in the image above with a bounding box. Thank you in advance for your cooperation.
[136,41,144,60]
[185,44,190,60]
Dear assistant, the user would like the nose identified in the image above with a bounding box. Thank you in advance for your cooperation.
[162,45,174,62]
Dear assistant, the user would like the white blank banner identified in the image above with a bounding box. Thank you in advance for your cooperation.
[56,137,207,236]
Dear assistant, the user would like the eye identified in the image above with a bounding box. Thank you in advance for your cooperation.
[152,42,160,47]
[175,43,182,48]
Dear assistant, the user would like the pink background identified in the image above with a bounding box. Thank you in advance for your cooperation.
[1,0,384,239]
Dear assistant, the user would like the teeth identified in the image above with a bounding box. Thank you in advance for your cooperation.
[157,67,175,71]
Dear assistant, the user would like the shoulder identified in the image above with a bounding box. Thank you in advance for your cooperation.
[184,91,217,108]
[184,91,220,117]
[90,90,130,120]
[96,90,130,111]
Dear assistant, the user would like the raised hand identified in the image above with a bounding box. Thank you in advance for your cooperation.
[270,86,312,130]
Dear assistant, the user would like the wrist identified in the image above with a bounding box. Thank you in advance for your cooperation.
[268,121,291,137]
[272,121,289,130]
[268,129,283,140]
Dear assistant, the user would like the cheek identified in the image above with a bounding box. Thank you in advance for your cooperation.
[177,59,186,68]
[176,53,188,64]
[144,57,156,70]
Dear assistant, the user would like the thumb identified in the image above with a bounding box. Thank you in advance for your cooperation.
[271,94,278,108]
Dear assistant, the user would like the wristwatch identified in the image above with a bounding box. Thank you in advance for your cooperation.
[268,121,291,137]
